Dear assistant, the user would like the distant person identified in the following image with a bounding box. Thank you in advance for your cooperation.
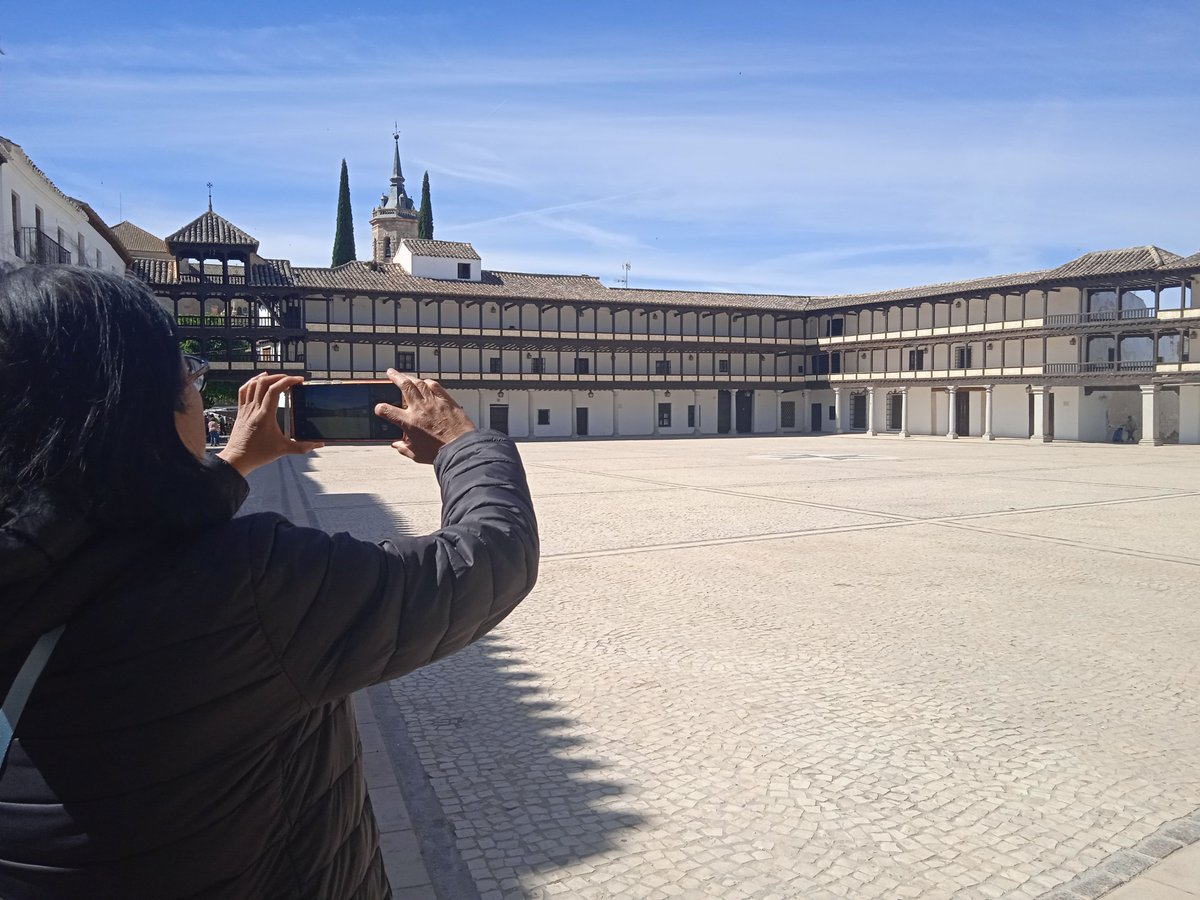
[1124,415,1137,443]
[206,416,221,446]
[0,267,539,899]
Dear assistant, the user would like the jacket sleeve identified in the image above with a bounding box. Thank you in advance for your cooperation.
[248,430,539,707]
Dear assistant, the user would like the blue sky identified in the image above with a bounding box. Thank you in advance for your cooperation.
[3,1,1198,295]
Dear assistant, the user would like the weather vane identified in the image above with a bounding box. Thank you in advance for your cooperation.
[206,181,213,211]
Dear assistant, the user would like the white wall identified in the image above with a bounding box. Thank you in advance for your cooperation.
[617,391,654,435]
[753,390,778,433]
[990,385,1029,438]
[1179,385,1200,445]
[395,244,480,281]
[527,391,573,438]
[1050,386,1082,441]
[0,144,126,272]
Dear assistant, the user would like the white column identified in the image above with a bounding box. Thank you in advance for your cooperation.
[612,391,620,436]
[800,389,810,433]
[867,386,878,436]
[983,385,995,441]
[776,390,784,434]
[946,385,958,439]
[1139,384,1161,446]
[833,387,844,434]
[899,387,910,438]
[1179,384,1200,445]
[653,391,661,436]
[693,389,701,435]
[528,394,537,437]
[1030,386,1050,442]
[569,390,577,437]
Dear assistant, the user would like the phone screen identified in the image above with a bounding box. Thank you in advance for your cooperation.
[291,382,405,442]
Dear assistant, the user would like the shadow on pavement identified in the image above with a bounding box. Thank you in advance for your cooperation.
[250,453,643,899]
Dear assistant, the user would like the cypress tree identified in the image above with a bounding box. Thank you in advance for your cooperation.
[331,159,356,266]
[417,171,434,240]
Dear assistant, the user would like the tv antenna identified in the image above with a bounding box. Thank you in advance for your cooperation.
[620,261,631,288]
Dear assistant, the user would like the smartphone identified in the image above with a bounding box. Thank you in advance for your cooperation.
[290,380,405,443]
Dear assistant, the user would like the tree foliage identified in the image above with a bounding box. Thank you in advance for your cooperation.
[418,171,434,240]
[332,159,357,267]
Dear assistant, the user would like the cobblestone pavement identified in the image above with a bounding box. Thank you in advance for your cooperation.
[256,435,1200,899]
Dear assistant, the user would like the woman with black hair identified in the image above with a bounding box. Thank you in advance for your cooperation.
[0,266,539,899]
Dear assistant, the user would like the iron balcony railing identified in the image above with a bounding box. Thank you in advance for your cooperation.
[1044,308,1156,327]
[16,227,72,265]
[1044,360,1156,375]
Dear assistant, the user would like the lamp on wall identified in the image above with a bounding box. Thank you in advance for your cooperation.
[665,390,671,397]
[497,390,505,399]
[331,344,340,351]
[986,342,994,350]
[688,354,694,360]
[587,390,594,398]
[1068,337,1077,345]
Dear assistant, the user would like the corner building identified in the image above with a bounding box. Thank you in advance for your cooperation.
[120,148,1200,445]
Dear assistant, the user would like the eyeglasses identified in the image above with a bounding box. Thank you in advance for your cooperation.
[184,354,210,393]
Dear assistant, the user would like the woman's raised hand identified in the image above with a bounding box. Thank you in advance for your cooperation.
[218,374,324,477]
[374,369,476,464]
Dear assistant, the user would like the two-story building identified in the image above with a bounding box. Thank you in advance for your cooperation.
[117,144,1200,445]
[0,136,130,274]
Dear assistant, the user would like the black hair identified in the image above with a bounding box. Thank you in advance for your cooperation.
[0,266,203,521]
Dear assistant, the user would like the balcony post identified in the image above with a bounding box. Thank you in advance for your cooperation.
[899,387,910,438]
[1138,384,1161,446]
[833,387,844,434]
[867,386,878,436]
[983,385,995,441]
[946,385,958,439]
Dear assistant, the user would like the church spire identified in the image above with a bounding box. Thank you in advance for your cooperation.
[377,130,414,213]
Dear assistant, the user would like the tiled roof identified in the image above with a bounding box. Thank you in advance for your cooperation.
[805,270,1049,311]
[112,221,169,255]
[165,209,259,249]
[1043,246,1184,281]
[400,238,481,260]
[605,286,809,313]
[293,263,606,300]
[132,257,294,287]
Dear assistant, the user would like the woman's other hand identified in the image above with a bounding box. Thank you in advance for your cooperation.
[218,374,323,477]
[374,370,476,464]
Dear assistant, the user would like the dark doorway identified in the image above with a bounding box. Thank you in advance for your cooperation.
[887,392,903,431]
[780,401,796,429]
[810,402,823,432]
[735,390,753,433]
[575,407,588,436]
[955,389,970,437]
[717,390,732,434]
[489,404,509,435]
[1048,392,1055,439]
[850,393,867,430]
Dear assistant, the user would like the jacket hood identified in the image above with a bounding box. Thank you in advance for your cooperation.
[0,456,248,654]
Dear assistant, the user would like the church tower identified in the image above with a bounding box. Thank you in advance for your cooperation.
[370,134,419,263]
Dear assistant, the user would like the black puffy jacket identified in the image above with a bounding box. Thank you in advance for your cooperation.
[0,430,538,899]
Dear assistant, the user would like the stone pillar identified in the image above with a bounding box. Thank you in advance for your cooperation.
[693,389,701,435]
[899,387,910,438]
[569,390,577,437]
[946,385,958,439]
[612,391,620,437]
[528,395,537,437]
[1179,384,1200,445]
[653,391,661,436]
[776,390,784,434]
[833,387,844,434]
[867,386,878,436]
[983,385,995,441]
[1139,384,1161,446]
[1030,386,1051,442]
[800,389,810,433]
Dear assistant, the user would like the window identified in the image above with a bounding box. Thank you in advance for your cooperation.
[536,409,550,425]
[77,232,85,264]
[826,318,845,337]
[658,403,672,427]
[529,357,545,374]
[796,360,805,374]
[574,357,590,374]
[9,192,20,254]
[953,346,973,369]
[907,348,926,370]
[396,351,415,370]
[489,356,502,373]
[828,405,836,421]
[655,360,671,375]
[718,358,730,374]
[687,405,696,428]
[781,401,796,428]
[457,262,471,279]
[383,237,392,259]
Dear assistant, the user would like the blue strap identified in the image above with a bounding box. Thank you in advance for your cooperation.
[0,626,65,771]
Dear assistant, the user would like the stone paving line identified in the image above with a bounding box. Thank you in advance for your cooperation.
[243,435,1200,899]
